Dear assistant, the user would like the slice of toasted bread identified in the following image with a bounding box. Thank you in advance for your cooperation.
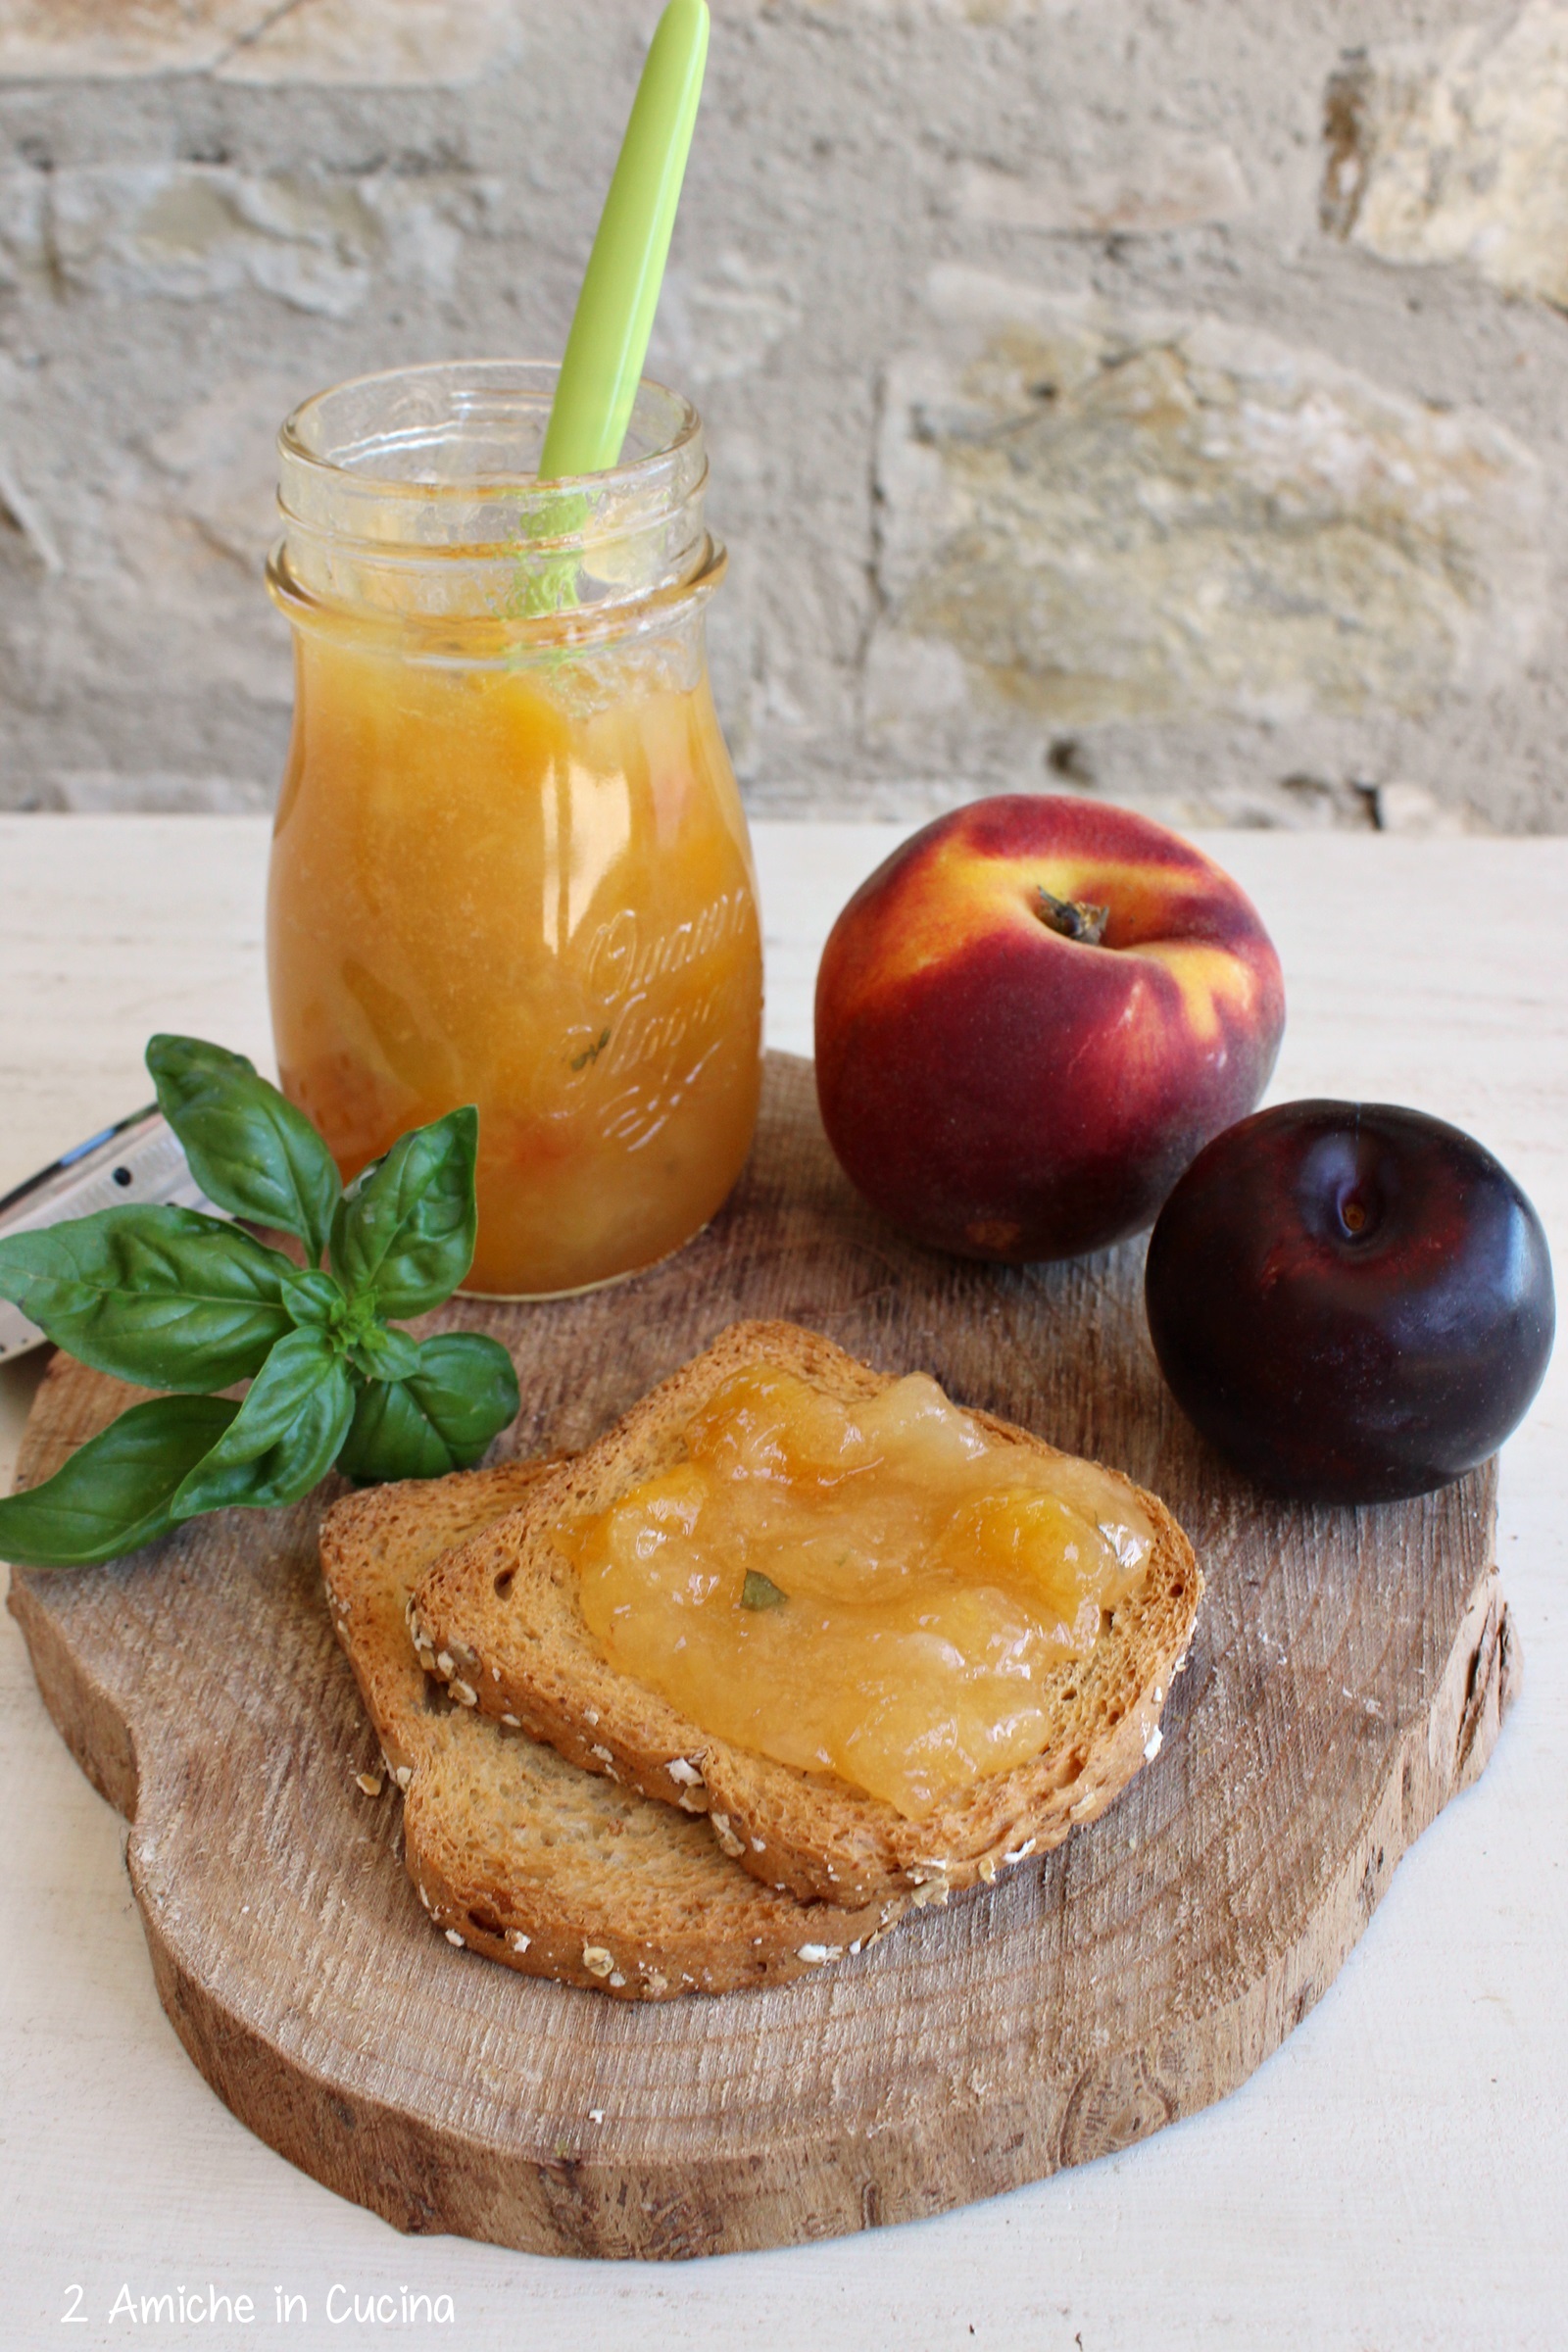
[409,1322,1203,1909]
[318,1462,906,1998]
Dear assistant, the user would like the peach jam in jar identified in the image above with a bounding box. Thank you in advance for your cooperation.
[267,362,762,1298]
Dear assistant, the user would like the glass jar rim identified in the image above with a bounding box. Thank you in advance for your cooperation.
[272,359,715,640]
[278,357,703,506]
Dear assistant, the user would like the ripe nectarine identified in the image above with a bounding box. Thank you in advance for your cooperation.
[814,796,1285,1262]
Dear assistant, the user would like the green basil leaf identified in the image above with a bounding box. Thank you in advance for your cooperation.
[170,1329,355,1519]
[281,1268,347,1331]
[349,1322,421,1384]
[329,1106,478,1318]
[147,1033,341,1265]
[336,1382,451,1484]
[0,1205,295,1391]
[0,1396,241,1569]
[337,1332,519,1483]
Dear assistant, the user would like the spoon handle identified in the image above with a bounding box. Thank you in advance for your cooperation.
[539,0,710,481]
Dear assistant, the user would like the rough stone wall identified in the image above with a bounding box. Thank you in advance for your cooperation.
[0,0,1565,830]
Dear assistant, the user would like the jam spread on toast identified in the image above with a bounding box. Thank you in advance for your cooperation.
[567,1364,1152,1818]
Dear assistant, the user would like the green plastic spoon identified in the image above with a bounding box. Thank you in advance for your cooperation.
[539,0,710,481]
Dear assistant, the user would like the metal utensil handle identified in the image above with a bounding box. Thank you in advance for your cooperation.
[0,1108,228,1364]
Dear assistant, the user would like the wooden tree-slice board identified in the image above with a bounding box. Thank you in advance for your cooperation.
[7,1054,1515,2262]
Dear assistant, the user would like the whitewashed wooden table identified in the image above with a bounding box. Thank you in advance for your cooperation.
[1,815,1563,2352]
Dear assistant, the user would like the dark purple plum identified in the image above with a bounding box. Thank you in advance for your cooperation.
[1144,1101,1554,1504]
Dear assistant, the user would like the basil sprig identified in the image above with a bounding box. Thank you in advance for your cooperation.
[0,1037,519,1570]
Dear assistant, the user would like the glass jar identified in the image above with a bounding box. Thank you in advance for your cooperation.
[266,360,763,1298]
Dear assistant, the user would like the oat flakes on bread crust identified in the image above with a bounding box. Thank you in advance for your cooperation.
[318,1461,906,1999]
[409,1321,1203,1910]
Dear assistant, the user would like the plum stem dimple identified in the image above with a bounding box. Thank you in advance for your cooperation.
[1338,1189,1377,1240]
[1036,887,1109,946]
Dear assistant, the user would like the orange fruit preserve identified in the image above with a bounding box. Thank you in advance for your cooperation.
[267,629,763,1297]
[569,1364,1154,1819]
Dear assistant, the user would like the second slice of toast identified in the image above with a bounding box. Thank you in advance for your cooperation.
[409,1322,1203,1909]
[318,1462,907,1998]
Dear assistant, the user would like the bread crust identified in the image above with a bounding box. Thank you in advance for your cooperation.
[318,1462,906,1998]
[410,1322,1203,1908]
